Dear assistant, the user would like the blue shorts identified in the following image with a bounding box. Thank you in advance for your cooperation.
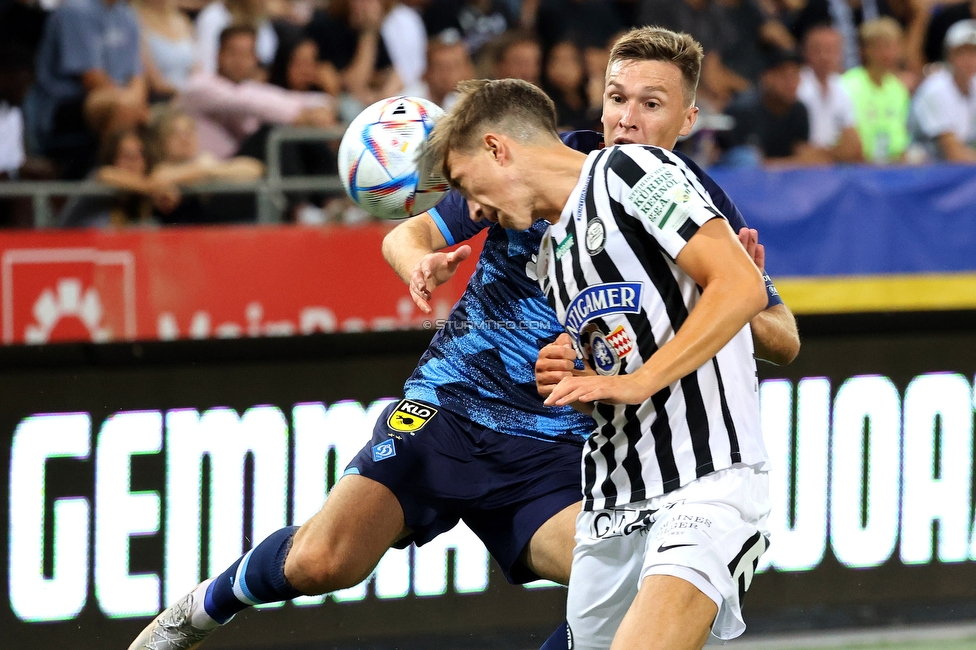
[345,399,584,584]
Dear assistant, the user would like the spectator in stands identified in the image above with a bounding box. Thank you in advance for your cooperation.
[638,0,750,109]
[60,128,179,227]
[381,1,428,95]
[910,18,976,161]
[305,0,403,119]
[582,31,620,121]
[0,45,33,181]
[146,106,264,223]
[148,107,264,185]
[759,0,806,38]
[196,0,278,75]
[790,0,896,70]
[717,0,795,85]
[717,47,832,166]
[532,0,624,54]
[136,0,198,99]
[33,0,149,178]
[269,37,335,93]
[884,0,928,87]
[487,30,542,84]
[924,0,976,63]
[267,38,342,221]
[0,44,41,228]
[178,25,335,160]
[422,0,515,57]
[841,17,911,163]
[543,39,599,130]
[798,24,864,162]
[419,33,475,109]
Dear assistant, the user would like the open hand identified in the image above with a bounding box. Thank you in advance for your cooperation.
[409,245,472,313]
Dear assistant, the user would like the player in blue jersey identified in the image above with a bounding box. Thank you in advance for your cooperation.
[128,26,798,650]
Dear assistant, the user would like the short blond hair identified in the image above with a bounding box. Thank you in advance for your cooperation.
[427,78,559,181]
[608,27,704,105]
[859,16,904,44]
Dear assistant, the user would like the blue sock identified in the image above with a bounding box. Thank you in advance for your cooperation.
[203,526,303,624]
[539,621,571,650]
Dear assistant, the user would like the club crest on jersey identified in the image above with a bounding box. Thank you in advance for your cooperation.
[589,330,620,376]
[585,218,606,256]
[387,399,438,435]
[564,282,643,342]
[372,438,396,461]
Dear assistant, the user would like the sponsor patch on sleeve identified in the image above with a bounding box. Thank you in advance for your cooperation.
[626,166,696,234]
[387,399,438,434]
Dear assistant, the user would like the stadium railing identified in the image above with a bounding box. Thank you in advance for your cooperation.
[0,125,348,227]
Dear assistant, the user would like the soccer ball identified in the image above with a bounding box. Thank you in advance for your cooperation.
[337,96,451,220]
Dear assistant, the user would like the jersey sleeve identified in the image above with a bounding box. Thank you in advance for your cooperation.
[606,146,723,260]
[674,151,783,308]
[426,189,491,245]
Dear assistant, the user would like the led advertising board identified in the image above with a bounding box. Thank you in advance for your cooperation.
[2,324,976,648]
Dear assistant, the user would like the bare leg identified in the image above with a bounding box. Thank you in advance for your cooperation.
[610,575,717,650]
[285,474,410,594]
[519,501,580,585]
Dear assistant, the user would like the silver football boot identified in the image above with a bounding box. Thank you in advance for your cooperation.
[128,582,218,650]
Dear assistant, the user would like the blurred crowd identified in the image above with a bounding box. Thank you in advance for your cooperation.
[0,0,975,228]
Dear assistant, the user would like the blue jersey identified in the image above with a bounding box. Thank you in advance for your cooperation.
[403,131,782,443]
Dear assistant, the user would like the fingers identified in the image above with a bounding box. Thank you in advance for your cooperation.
[544,377,604,407]
[753,242,765,271]
[446,245,472,268]
[738,227,764,269]
[737,227,757,253]
[539,341,577,363]
[535,341,576,397]
[409,269,432,314]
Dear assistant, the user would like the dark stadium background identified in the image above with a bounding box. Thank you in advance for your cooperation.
[3,313,976,650]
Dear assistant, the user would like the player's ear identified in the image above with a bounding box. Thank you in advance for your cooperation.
[678,105,699,138]
[483,133,507,164]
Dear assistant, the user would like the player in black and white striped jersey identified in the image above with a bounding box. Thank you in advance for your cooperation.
[542,144,769,510]
[430,78,771,650]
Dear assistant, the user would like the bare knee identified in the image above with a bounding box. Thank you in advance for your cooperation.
[283,475,406,595]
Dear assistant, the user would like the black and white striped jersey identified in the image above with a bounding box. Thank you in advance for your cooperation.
[538,144,769,511]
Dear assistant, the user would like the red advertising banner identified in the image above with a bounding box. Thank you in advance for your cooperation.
[0,225,484,346]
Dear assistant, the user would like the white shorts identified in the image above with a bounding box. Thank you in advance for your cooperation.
[566,464,770,649]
